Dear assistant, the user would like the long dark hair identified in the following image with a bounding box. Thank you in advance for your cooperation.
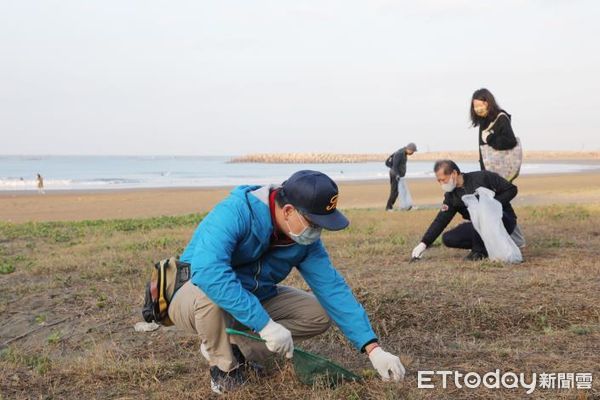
[470,88,501,127]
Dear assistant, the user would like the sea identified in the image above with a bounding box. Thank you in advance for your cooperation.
[1,155,598,191]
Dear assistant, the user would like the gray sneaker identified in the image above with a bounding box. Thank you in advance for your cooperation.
[511,224,526,248]
[209,365,247,394]
[231,344,267,377]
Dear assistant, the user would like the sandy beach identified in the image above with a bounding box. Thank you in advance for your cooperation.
[1,171,599,223]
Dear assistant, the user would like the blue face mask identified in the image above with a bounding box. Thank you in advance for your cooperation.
[286,210,322,245]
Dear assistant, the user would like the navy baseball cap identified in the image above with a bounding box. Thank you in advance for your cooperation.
[280,170,349,231]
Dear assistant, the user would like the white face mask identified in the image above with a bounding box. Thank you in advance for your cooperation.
[441,176,456,193]
[286,210,322,245]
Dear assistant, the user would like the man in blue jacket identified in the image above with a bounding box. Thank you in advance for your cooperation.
[168,170,405,394]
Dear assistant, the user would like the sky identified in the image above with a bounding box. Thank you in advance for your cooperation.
[1,0,599,156]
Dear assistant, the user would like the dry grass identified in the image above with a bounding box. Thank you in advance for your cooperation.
[1,204,599,399]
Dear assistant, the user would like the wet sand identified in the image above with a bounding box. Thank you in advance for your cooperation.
[1,171,599,223]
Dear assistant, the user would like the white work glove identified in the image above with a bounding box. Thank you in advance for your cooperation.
[259,319,294,359]
[411,242,427,259]
[369,347,405,382]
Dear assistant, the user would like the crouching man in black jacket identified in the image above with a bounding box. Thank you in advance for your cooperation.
[411,160,518,261]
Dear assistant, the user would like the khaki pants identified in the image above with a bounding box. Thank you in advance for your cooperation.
[168,282,331,372]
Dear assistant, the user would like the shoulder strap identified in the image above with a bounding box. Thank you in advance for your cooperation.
[483,112,508,132]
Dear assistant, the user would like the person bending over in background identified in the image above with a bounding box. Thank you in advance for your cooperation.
[386,142,417,211]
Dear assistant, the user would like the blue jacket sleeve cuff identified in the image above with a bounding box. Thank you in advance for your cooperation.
[252,313,271,333]
[360,338,379,353]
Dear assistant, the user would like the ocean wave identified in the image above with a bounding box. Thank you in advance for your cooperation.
[0,179,74,188]
[83,178,142,184]
[0,177,140,189]
[0,160,596,191]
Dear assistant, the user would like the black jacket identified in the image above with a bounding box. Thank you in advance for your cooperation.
[390,147,408,177]
[478,110,517,170]
[421,170,518,246]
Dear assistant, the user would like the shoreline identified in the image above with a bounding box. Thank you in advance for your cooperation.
[2,163,599,196]
[2,171,599,223]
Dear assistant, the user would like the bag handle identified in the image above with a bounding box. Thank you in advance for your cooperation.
[482,112,508,134]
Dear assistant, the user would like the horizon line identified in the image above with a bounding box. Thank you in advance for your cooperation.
[1,149,599,157]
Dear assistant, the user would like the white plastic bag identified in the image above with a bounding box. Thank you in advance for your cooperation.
[397,178,413,210]
[461,187,522,263]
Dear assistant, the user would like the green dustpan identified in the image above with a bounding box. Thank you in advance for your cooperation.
[226,328,362,386]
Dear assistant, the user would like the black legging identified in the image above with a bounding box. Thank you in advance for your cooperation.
[442,212,517,255]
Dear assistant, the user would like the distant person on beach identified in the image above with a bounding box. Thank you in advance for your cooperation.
[385,142,417,211]
[36,173,45,194]
[411,160,518,261]
[471,88,525,247]
[166,170,405,393]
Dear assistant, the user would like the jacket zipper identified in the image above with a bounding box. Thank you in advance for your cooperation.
[252,260,262,293]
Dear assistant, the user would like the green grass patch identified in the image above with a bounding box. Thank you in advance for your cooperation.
[569,325,593,335]
[96,293,108,309]
[1,347,52,375]
[47,330,62,345]
[534,237,575,249]
[0,261,15,274]
[529,205,590,221]
[0,213,205,241]
[123,236,182,251]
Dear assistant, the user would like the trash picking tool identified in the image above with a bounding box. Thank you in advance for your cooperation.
[225,328,362,386]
